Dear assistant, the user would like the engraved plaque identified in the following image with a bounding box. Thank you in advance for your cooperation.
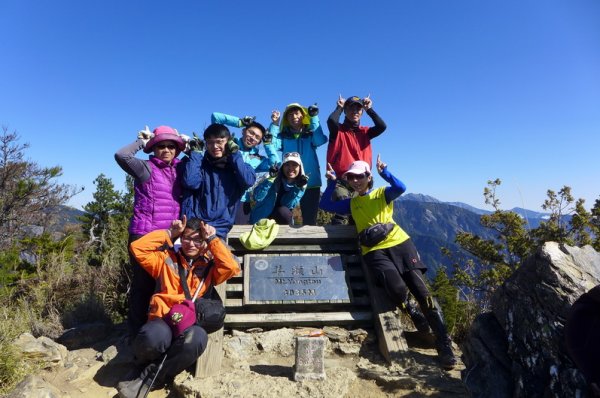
[244,255,351,304]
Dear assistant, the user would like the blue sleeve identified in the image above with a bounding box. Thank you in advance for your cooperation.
[269,123,283,152]
[309,115,328,148]
[381,167,407,203]
[319,179,351,214]
[182,151,204,189]
[253,142,280,173]
[211,112,241,128]
[252,177,274,202]
[230,151,256,189]
[280,183,305,209]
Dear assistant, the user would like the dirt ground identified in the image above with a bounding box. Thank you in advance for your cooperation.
[32,328,469,398]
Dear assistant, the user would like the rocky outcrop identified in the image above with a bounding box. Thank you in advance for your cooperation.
[462,242,600,397]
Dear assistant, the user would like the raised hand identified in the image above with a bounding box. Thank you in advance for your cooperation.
[188,132,205,153]
[337,94,345,108]
[199,221,216,241]
[376,154,386,173]
[226,137,239,154]
[240,115,256,127]
[169,215,187,240]
[363,94,372,110]
[295,174,309,188]
[325,162,337,181]
[307,103,319,117]
[271,110,281,125]
[137,125,154,145]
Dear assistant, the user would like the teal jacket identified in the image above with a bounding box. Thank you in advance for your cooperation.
[211,112,279,202]
[249,174,305,224]
[269,115,327,189]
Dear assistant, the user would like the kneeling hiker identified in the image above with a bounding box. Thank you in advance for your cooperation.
[319,156,457,369]
[118,216,239,398]
[250,152,308,225]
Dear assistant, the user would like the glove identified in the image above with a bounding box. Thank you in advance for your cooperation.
[295,174,309,188]
[188,132,205,153]
[307,103,319,117]
[240,115,256,127]
[137,125,154,146]
[269,163,280,177]
[263,132,273,144]
[226,137,239,154]
[179,133,191,143]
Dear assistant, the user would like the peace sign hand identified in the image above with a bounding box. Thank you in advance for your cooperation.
[337,94,345,108]
[199,221,216,241]
[363,94,372,110]
[169,215,187,240]
[325,163,337,181]
[376,154,386,173]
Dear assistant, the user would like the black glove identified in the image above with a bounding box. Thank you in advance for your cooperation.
[240,115,256,127]
[307,103,319,117]
[189,133,205,153]
[226,137,239,154]
[263,132,273,144]
[296,174,309,188]
[269,163,280,177]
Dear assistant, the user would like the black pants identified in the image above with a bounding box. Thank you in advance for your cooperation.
[300,187,320,226]
[363,240,430,309]
[269,206,293,225]
[132,318,208,381]
[127,234,156,340]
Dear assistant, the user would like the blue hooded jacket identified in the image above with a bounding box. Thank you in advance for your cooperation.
[211,112,279,202]
[269,104,327,189]
[180,150,256,238]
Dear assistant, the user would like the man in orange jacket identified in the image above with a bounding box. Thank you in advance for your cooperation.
[117,216,239,398]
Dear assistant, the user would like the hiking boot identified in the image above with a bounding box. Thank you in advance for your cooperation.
[422,296,457,369]
[117,376,152,398]
[117,361,162,398]
[436,339,457,370]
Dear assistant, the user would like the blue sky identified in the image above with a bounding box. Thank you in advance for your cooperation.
[2,1,599,212]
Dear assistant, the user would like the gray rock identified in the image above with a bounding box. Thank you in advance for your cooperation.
[4,375,62,398]
[462,242,600,397]
[14,333,68,368]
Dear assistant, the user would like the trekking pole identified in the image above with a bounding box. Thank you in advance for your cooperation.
[143,353,168,398]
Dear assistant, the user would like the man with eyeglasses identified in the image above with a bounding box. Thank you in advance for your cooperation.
[326,95,387,225]
[117,216,239,397]
[209,112,280,224]
[115,125,186,341]
[180,123,256,239]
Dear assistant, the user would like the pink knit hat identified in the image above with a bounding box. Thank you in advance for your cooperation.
[144,125,185,154]
[164,299,196,337]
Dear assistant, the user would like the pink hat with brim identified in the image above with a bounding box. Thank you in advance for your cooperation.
[144,125,185,154]
[342,160,371,179]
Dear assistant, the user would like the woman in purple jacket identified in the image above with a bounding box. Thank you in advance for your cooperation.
[115,125,185,340]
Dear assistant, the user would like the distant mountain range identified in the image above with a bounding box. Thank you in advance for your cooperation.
[394,194,554,277]
[52,197,555,279]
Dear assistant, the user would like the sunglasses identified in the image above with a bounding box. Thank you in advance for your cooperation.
[345,173,367,181]
[155,144,177,150]
[284,152,300,159]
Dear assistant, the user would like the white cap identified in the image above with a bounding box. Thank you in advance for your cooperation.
[342,160,371,179]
